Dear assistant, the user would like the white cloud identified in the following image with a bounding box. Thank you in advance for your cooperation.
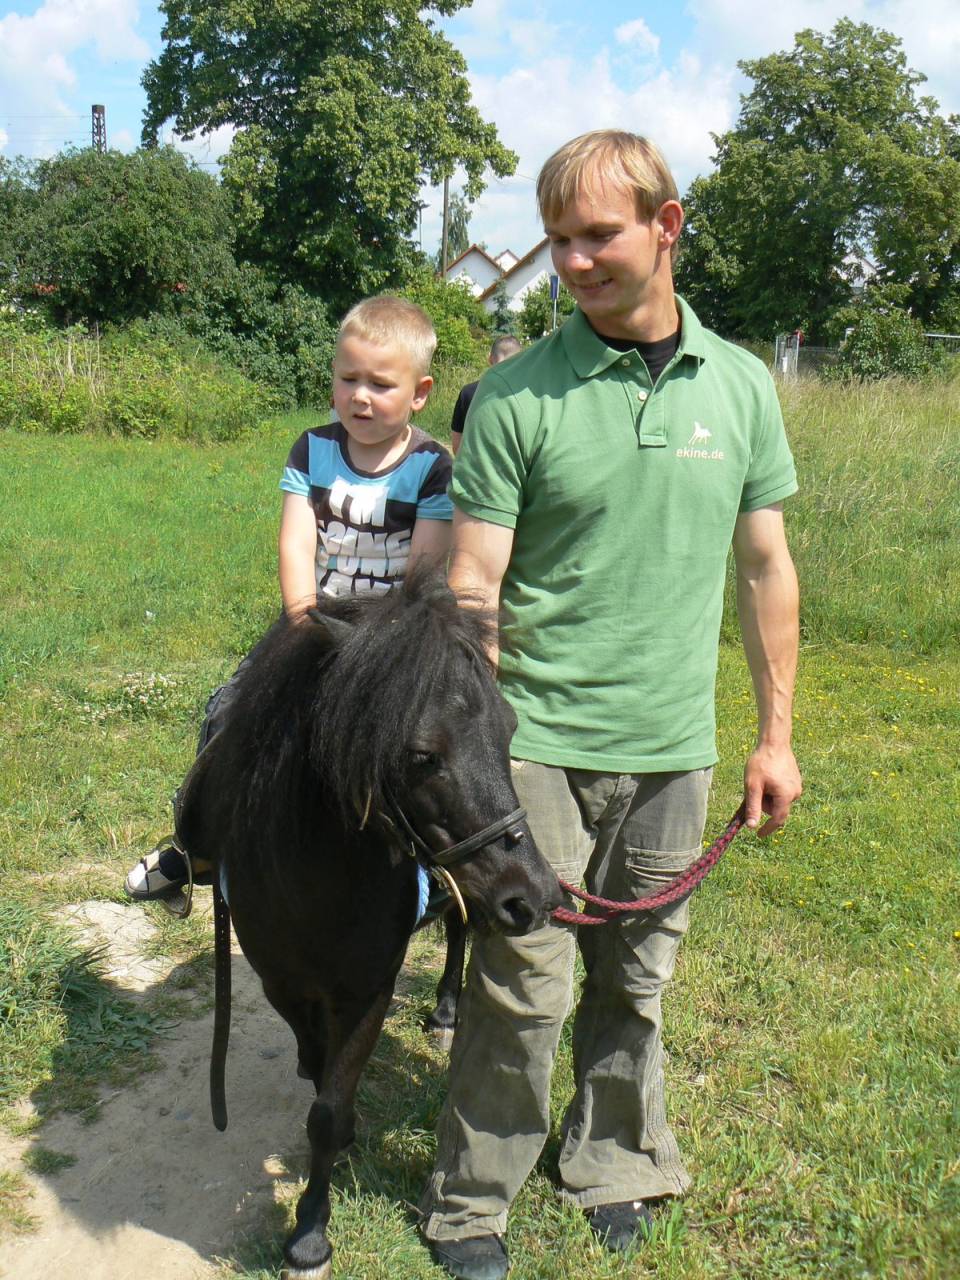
[42,50,76,88]
[0,0,149,67]
[615,18,660,57]
[875,0,960,114]
[0,0,149,155]
[443,0,570,64]
[687,0,960,114]
[0,129,7,151]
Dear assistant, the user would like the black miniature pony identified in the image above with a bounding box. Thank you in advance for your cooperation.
[176,569,560,1279]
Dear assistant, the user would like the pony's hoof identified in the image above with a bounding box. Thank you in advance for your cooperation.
[282,1226,332,1278]
[428,1025,455,1054]
[281,1263,331,1280]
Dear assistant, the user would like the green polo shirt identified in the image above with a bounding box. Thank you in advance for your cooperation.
[451,297,797,773]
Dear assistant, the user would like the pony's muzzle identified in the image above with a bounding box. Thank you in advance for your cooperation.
[491,858,563,934]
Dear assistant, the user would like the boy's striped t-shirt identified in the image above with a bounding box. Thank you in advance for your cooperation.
[279,421,453,596]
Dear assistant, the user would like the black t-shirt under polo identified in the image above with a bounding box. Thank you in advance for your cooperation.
[591,326,680,386]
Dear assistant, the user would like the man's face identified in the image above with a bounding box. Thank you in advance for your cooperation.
[545,178,673,338]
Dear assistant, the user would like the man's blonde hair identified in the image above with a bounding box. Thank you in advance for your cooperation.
[337,295,437,377]
[537,130,679,226]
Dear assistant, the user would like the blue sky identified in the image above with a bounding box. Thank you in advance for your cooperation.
[2,0,959,260]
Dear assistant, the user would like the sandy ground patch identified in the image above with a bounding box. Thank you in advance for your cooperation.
[0,900,315,1280]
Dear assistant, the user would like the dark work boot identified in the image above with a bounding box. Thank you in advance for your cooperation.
[587,1199,656,1251]
[428,1233,509,1280]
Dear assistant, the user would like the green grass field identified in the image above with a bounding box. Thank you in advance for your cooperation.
[1,372,958,1278]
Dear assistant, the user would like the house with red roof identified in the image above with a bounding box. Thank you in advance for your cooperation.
[444,239,553,316]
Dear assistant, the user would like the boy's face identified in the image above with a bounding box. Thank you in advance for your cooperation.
[332,335,432,447]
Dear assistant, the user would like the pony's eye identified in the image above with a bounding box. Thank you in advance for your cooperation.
[411,750,441,771]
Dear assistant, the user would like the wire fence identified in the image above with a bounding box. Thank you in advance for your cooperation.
[774,330,960,378]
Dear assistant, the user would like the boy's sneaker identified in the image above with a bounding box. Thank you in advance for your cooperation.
[428,1234,509,1280]
[124,836,189,900]
[587,1199,656,1252]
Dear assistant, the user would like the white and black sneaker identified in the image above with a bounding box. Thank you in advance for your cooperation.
[124,836,189,900]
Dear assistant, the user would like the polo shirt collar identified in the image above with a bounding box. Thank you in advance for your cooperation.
[561,294,707,378]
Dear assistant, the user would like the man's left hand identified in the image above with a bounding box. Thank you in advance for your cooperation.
[743,744,802,837]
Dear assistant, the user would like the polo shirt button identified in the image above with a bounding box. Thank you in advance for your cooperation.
[637,390,648,402]
[621,357,631,366]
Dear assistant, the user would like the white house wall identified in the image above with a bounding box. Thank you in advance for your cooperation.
[480,243,554,314]
[447,251,502,297]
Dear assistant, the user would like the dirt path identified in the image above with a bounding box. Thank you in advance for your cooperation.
[0,901,317,1280]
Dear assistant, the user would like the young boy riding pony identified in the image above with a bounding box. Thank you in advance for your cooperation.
[124,296,453,906]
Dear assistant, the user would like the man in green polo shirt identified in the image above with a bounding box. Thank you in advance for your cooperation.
[421,129,802,1280]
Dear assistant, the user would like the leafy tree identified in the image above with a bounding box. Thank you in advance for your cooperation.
[0,157,33,292]
[143,0,517,314]
[489,280,515,336]
[447,192,472,263]
[516,276,575,341]
[435,191,472,271]
[10,147,233,325]
[676,21,960,339]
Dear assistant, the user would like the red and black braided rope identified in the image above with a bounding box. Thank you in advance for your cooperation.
[552,806,745,927]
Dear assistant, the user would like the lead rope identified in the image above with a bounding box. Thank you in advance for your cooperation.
[552,807,745,926]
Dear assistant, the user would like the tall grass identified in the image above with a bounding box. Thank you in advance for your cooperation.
[780,376,960,652]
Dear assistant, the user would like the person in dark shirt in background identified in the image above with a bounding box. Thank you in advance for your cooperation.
[450,335,523,454]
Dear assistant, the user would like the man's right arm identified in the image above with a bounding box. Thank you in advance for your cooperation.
[447,509,515,671]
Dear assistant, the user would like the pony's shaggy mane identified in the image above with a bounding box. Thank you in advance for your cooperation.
[214,565,498,841]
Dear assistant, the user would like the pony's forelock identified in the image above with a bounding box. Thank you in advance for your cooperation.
[307,567,496,824]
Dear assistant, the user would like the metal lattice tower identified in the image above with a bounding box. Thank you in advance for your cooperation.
[92,104,106,153]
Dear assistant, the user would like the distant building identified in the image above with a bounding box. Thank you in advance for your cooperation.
[443,245,505,299]
[842,252,879,296]
[444,239,553,316]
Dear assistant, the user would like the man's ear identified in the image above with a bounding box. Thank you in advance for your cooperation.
[411,375,433,413]
[656,200,684,251]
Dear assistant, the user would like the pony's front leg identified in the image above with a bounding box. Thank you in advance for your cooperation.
[282,986,394,1280]
[425,913,468,1052]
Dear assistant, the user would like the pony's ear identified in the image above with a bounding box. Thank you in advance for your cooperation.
[306,608,354,648]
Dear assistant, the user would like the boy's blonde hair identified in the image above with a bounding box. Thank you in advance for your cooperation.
[337,295,437,378]
[537,130,679,226]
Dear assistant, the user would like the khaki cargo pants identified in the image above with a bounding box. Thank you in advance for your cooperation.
[421,761,713,1241]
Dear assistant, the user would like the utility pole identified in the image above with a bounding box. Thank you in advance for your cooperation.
[92,104,106,153]
[440,175,450,277]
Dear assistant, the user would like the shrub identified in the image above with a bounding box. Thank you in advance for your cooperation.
[0,316,278,440]
[399,269,489,366]
[516,276,575,342]
[170,262,337,407]
[832,306,935,381]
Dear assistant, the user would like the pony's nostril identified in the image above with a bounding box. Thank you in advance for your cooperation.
[500,896,536,932]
